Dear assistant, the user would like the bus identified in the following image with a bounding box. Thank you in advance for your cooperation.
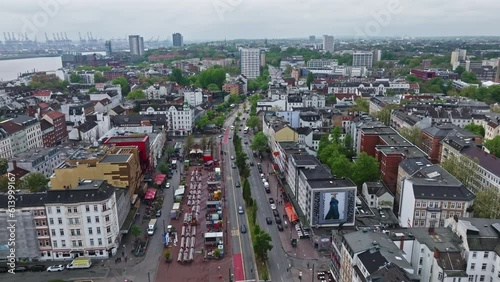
[243,127,249,134]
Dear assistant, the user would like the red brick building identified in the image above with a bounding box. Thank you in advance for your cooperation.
[40,119,56,147]
[41,111,68,146]
[104,136,151,173]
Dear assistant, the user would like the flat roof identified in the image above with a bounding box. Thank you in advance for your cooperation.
[105,136,148,143]
[100,154,131,163]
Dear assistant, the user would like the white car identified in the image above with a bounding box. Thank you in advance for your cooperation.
[47,265,65,272]
[270,204,276,210]
[231,155,235,160]
[166,183,171,189]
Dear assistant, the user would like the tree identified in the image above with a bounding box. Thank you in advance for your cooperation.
[69,73,81,83]
[0,158,7,174]
[461,71,479,84]
[350,98,369,113]
[399,126,423,148]
[472,188,500,219]
[406,74,418,83]
[22,173,49,192]
[455,66,466,76]
[112,77,130,95]
[242,178,251,205]
[200,136,207,150]
[464,123,485,137]
[214,116,225,127]
[484,136,500,157]
[131,224,142,239]
[441,154,478,190]
[158,162,169,174]
[126,89,146,100]
[374,105,398,126]
[197,68,226,89]
[185,135,195,155]
[246,116,260,129]
[170,68,188,85]
[306,72,314,88]
[195,115,210,129]
[94,72,107,83]
[250,132,269,152]
[207,83,220,92]
[350,153,380,186]
[0,176,9,192]
[252,225,273,261]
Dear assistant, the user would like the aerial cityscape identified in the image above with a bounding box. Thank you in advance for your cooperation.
[1,1,500,282]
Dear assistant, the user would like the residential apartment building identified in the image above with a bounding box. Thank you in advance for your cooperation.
[322,35,334,52]
[399,165,475,228]
[352,51,373,68]
[0,115,43,156]
[0,180,124,261]
[145,85,167,99]
[361,182,394,209]
[172,33,183,47]
[299,112,322,128]
[0,128,13,159]
[50,146,142,198]
[441,137,500,192]
[396,157,433,216]
[240,48,261,79]
[41,111,68,146]
[8,147,65,177]
[183,91,203,107]
[446,217,500,282]
[307,59,338,68]
[128,35,144,56]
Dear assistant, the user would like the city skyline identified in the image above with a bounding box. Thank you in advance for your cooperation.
[1,0,499,42]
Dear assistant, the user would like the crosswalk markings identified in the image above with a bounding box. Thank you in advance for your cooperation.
[231,229,240,236]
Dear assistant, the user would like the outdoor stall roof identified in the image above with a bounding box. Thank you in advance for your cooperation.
[172,203,180,210]
[155,174,166,185]
[204,232,224,238]
[285,202,299,223]
[175,188,185,196]
[144,188,157,200]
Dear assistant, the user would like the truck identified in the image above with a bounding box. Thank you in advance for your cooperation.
[147,219,157,235]
[66,257,92,270]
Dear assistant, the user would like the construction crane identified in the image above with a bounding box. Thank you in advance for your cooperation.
[3,32,7,42]
[11,32,16,41]
[25,33,29,41]
[53,33,57,41]
[45,32,50,42]
[156,36,160,42]
[64,32,69,41]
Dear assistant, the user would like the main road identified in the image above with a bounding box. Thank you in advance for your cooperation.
[221,106,258,281]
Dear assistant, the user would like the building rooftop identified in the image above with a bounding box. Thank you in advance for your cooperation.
[399,157,433,175]
[11,147,62,163]
[376,145,426,158]
[100,154,131,163]
[460,146,500,177]
[364,181,391,197]
[0,180,114,208]
[292,154,321,167]
[457,218,500,254]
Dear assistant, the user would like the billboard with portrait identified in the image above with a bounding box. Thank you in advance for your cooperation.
[311,188,356,226]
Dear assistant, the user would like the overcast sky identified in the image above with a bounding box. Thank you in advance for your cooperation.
[2,0,499,42]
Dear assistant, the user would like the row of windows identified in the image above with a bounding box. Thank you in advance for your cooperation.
[415,201,463,209]
[48,203,109,214]
[414,211,462,218]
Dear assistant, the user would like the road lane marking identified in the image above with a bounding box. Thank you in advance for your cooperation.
[231,229,240,236]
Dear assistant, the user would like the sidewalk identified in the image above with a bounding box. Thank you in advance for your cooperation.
[257,154,320,261]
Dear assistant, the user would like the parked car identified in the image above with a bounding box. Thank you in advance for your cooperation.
[277,224,284,231]
[14,266,28,272]
[266,217,273,225]
[165,182,171,189]
[235,182,241,188]
[155,210,162,217]
[270,204,276,210]
[30,265,46,272]
[231,155,235,160]
[240,224,247,233]
[275,216,282,224]
[265,187,270,194]
[47,265,65,272]
[244,141,248,144]
[273,209,279,217]
[269,198,274,204]
[249,162,254,166]
[238,206,244,214]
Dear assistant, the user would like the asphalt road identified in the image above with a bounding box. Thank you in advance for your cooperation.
[240,121,293,282]
[222,106,258,281]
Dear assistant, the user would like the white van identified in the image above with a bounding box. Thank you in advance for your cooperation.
[230,125,235,130]
[147,219,157,235]
[264,182,269,188]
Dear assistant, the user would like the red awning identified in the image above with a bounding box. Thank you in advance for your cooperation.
[203,155,213,162]
[155,174,166,185]
[273,151,280,156]
[144,188,157,200]
[284,202,299,223]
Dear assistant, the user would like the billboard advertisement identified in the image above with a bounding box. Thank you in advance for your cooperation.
[311,188,356,226]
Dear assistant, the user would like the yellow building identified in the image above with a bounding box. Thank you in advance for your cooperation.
[50,146,142,198]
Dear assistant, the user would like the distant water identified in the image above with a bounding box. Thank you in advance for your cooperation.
[0,56,62,81]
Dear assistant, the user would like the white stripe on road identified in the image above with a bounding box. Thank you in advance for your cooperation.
[277,263,280,269]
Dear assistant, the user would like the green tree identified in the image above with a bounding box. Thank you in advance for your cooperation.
[455,66,466,76]
[158,162,169,174]
[374,105,398,126]
[250,132,269,152]
[242,178,251,205]
[69,73,81,83]
[459,86,478,98]
[441,154,478,190]
[197,68,226,89]
[112,77,130,95]
[126,89,146,100]
[185,135,195,156]
[461,71,479,84]
[0,158,7,174]
[195,115,210,129]
[0,176,9,192]
[94,72,107,83]
[131,224,142,239]
[306,72,314,88]
[464,123,485,137]
[399,126,423,148]
[22,173,49,192]
[406,74,418,83]
[169,68,189,85]
[484,136,500,157]
[214,116,225,127]
[350,98,369,113]
[328,155,352,178]
[252,225,273,261]
[350,153,380,186]
[472,188,500,219]
[207,83,220,91]
[246,116,260,130]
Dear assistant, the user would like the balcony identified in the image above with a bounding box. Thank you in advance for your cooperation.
[426,206,441,212]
